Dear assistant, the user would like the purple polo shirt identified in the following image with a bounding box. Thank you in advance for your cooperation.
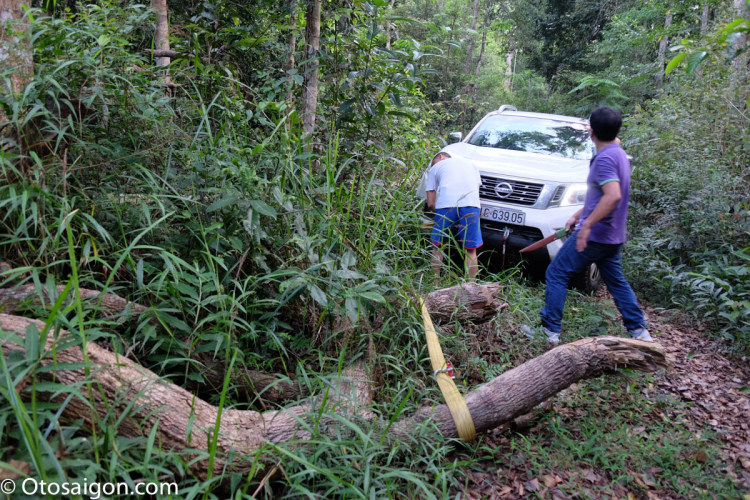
[579,144,630,245]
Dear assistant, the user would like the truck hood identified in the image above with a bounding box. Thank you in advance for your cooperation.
[442,142,590,183]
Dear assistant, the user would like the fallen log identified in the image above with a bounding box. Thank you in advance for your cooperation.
[0,282,506,403]
[192,352,309,404]
[1,283,504,325]
[0,313,669,480]
[0,284,146,317]
[388,336,670,439]
[423,282,506,324]
[0,284,308,404]
[0,313,372,480]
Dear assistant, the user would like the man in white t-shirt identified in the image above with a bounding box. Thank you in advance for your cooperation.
[425,153,483,277]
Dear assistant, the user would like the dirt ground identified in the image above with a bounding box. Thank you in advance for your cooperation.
[456,294,750,499]
[645,305,750,489]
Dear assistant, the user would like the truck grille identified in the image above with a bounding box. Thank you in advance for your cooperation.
[480,176,544,206]
[481,221,544,241]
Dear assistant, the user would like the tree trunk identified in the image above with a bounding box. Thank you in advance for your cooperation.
[473,3,490,79]
[285,0,298,103]
[442,13,458,98]
[423,282,506,324]
[730,0,747,91]
[504,50,514,91]
[0,283,505,326]
[151,0,171,87]
[0,285,146,318]
[694,4,711,77]
[0,314,373,480]
[0,283,505,404]
[461,0,482,137]
[388,336,669,439]
[0,313,669,479]
[0,0,32,123]
[193,354,310,403]
[656,12,673,88]
[463,0,481,74]
[460,99,468,139]
[301,0,321,139]
[385,0,397,49]
[0,284,307,403]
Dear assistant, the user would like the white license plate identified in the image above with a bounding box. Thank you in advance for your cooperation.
[480,206,525,225]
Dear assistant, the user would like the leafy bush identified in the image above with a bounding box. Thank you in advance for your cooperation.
[623,60,750,352]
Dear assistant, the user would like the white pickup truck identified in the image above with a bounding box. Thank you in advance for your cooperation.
[420,105,602,290]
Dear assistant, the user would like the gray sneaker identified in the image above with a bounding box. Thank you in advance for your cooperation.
[520,324,561,344]
[628,327,653,342]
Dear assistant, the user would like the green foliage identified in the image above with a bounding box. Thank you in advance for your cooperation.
[623,59,750,352]
[567,76,627,113]
[667,17,750,76]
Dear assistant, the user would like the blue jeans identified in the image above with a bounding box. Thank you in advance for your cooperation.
[540,230,645,333]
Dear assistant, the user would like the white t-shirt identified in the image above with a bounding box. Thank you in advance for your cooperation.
[425,157,482,209]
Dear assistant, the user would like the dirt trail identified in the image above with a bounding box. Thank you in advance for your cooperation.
[459,298,750,498]
[645,305,750,488]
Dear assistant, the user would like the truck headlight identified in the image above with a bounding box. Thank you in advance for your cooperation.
[560,183,588,206]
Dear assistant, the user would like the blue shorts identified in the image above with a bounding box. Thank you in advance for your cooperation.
[430,207,483,249]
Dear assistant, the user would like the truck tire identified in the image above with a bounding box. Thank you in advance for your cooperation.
[571,263,602,294]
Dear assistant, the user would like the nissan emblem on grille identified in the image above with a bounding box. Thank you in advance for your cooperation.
[494,182,513,198]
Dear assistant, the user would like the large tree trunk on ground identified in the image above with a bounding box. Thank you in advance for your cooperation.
[151,0,171,87]
[423,282,506,324]
[0,314,372,480]
[0,283,503,404]
[463,0,481,74]
[0,313,669,480]
[0,285,306,403]
[301,0,321,139]
[0,282,505,327]
[193,351,310,404]
[656,12,673,88]
[0,285,146,318]
[387,336,669,439]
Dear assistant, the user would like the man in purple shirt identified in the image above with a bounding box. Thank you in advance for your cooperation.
[522,106,651,343]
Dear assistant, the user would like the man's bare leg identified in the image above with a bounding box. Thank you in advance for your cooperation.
[432,246,443,276]
[466,248,478,278]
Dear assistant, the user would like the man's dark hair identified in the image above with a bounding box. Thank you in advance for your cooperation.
[589,106,622,142]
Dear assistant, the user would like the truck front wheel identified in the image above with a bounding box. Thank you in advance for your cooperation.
[571,263,602,294]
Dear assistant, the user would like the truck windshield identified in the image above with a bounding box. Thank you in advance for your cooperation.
[467,115,595,160]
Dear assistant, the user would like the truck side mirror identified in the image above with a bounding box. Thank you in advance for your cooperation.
[448,132,462,143]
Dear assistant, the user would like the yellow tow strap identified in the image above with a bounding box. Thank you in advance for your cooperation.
[420,297,476,441]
